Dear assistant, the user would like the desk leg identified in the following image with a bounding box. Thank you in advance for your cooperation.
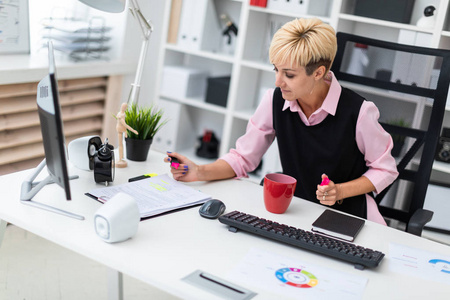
[107,268,124,300]
[0,219,7,248]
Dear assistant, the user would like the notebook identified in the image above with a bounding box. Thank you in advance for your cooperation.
[311,209,365,242]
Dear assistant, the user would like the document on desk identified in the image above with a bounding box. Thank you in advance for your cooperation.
[86,174,211,218]
[227,248,367,299]
[389,243,450,285]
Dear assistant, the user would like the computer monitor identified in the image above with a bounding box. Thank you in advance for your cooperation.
[20,42,84,220]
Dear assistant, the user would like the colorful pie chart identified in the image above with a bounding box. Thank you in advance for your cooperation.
[275,267,318,288]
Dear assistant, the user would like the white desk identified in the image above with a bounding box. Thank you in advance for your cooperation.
[0,151,449,299]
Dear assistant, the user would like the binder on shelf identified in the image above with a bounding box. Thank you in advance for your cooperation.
[167,0,183,44]
[177,0,222,52]
[250,0,267,7]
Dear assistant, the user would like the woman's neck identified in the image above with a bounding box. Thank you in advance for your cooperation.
[297,80,330,118]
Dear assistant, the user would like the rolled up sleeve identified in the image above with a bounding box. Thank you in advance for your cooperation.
[356,101,399,193]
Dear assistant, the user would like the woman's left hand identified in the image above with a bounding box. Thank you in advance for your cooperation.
[316,174,341,206]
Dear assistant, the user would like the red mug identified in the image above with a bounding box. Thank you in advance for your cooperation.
[263,173,297,214]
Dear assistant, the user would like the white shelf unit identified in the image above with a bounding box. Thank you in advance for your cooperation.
[153,0,450,183]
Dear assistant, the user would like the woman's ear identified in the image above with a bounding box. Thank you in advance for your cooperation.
[314,65,327,80]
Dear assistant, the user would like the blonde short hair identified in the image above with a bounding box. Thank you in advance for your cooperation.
[269,18,337,75]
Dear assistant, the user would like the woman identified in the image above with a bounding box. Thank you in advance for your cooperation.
[164,18,398,225]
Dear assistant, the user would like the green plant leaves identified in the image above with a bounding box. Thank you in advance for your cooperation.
[124,103,168,140]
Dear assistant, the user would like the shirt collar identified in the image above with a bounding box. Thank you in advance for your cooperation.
[282,71,342,116]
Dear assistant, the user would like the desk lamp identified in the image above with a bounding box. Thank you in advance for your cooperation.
[79,0,153,105]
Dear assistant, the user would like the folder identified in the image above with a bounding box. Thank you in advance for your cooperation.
[167,0,183,44]
[177,0,221,51]
[250,0,267,7]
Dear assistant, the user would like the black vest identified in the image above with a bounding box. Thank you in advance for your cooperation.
[273,87,368,218]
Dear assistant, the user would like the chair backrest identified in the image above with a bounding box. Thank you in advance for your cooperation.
[331,32,450,227]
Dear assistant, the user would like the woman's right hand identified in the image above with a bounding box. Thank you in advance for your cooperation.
[164,152,198,182]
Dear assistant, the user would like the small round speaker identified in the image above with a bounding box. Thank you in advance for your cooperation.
[94,193,140,243]
[68,136,102,170]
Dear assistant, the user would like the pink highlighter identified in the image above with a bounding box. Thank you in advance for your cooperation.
[320,177,330,186]
[170,157,180,169]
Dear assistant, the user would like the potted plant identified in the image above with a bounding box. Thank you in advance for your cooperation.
[124,103,168,161]
[387,118,410,157]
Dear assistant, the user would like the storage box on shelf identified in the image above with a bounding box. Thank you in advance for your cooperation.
[205,76,231,107]
[353,0,415,24]
[161,66,209,100]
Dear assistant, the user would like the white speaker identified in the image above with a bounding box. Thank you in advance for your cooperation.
[94,193,140,243]
[68,136,102,170]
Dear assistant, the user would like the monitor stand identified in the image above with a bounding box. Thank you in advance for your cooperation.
[20,159,85,220]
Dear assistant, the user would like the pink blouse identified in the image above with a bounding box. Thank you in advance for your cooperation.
[220,72,398,225]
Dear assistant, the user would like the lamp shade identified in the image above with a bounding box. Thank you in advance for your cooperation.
[78,0,126,13]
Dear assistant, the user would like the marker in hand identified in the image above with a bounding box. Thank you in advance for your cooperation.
[320,177,330,186]
[170,157,180,169]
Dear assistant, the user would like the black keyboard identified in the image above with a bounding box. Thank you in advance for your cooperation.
[218,211,385,270]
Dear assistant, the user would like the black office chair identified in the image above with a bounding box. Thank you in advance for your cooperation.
[331,32,450,236]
